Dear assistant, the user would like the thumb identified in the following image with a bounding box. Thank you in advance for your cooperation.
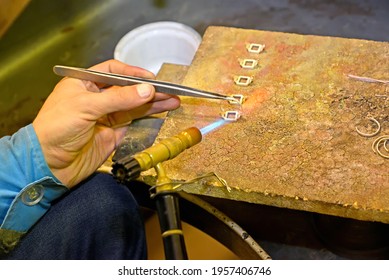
[89,84,155,117]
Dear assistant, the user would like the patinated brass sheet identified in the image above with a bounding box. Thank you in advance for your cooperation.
[147,26,389,223]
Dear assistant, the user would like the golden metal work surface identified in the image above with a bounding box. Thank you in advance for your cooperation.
[143,26,389,223]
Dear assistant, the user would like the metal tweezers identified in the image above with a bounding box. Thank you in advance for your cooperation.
[53,65,236,102]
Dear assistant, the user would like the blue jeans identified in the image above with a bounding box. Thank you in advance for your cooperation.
[6,173,147,259]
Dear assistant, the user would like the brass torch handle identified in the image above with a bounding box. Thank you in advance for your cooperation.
[112,127,202,182]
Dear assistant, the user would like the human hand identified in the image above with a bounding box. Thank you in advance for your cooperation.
[33,59,180,187]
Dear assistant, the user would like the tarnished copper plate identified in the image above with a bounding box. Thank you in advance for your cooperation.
[147,26,389,223]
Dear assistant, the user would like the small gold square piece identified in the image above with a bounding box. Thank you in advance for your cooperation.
[246,43,265,53]
[234,76,253,86]
[221,110,241,121]
[239,59,258,69]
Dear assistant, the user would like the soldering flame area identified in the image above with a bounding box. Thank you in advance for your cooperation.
[200,106,242,136]
[199,118,229,136]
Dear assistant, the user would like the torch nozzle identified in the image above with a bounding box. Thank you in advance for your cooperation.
[112,127,202,182]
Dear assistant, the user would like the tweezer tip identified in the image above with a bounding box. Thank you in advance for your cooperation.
[226,96,237,102]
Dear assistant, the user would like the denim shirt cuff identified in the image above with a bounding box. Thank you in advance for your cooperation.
[0,124,69,232]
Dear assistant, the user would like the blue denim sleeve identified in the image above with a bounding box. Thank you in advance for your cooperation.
[0,124,69,232]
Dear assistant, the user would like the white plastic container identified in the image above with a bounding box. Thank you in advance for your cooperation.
[114,21,202,75]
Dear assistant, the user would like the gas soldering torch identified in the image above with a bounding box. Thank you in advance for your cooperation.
[112,127,202,183]
[112,127,202,260]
